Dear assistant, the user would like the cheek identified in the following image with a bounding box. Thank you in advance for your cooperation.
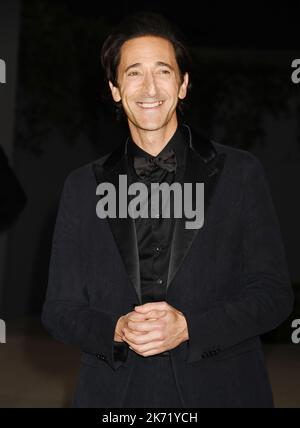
[164,81,182,99]
[122,88,140,104]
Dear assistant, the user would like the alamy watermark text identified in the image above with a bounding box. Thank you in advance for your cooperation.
[0,58,6,84]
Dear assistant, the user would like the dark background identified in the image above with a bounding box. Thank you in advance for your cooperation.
[1,0,300,337]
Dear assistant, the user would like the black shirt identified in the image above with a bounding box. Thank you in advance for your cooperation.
[126,124,188,304]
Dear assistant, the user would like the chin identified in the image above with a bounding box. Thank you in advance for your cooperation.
[138,123,164,131]
[130,117,170,132]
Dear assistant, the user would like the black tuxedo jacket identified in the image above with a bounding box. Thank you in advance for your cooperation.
[42,124,294,408]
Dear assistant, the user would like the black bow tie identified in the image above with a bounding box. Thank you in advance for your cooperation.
[133,148,177,180]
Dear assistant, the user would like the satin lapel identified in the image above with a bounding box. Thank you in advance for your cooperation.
[92,144,142,305]
[166,125,226,291]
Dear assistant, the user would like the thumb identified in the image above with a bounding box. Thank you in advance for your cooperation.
[135,302,167,312]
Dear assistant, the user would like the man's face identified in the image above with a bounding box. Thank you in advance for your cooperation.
[109,36,189,131]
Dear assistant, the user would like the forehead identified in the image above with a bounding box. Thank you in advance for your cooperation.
[119,36,177,67]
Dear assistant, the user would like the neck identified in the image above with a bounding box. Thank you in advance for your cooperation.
[128,115,178,156]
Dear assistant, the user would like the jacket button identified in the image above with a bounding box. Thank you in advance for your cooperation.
[96,353,106,361]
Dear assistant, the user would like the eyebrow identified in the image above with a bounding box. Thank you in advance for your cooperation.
[124,61,175,74]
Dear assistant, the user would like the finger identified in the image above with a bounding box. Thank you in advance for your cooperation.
[123,328,162,345]
[147,309,166,319]
[128,314,164,325]
[128,309,166,323]
[123,329,152,345]
[126,339,164,355]
[126,319,162,333]
[134,302,169,313]
[127,312,151,321]
[122,328,147,341]
[136,341,164,354]
[122,329,145,336]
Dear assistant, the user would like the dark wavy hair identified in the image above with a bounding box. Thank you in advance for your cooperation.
[100,11,193,120]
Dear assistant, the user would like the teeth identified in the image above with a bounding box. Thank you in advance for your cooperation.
[138,101,163,108]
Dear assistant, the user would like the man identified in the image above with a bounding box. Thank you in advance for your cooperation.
[41,12,294,408]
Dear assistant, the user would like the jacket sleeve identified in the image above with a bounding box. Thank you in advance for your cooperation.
[185,154,294,364]
[41,173,128,371]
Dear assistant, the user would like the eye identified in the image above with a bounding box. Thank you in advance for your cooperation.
[128,71,139,76]
[159,69,171,74]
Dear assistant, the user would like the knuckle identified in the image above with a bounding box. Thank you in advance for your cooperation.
[126,333,133,342]
[158,320,164,329]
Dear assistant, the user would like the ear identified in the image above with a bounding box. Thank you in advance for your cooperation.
[178,72,189,100]
[109,80,121,102]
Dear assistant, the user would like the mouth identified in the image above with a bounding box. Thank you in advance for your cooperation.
[136,100,164,109]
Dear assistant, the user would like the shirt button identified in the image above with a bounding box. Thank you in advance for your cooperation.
[154,246,161,254]
[157,278,163,285]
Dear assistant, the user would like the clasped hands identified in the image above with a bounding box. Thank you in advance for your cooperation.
[114,301,189,357]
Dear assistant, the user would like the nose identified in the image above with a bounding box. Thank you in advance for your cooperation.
[142,72,158,98]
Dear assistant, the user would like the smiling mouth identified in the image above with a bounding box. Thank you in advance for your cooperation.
[136,100,164,109]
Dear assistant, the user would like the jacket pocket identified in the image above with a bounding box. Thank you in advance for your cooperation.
[213,337,262,362]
